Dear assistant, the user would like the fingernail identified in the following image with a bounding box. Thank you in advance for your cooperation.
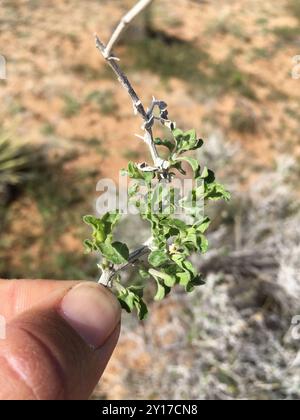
[59,283,121,348]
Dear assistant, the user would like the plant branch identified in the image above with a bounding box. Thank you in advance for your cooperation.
[95,0,172,287]
[94,0,169,171]
[95,35,166,169]
[104,0,154,59]
[99,239,152,286]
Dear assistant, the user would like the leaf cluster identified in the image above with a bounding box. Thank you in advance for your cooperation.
[84,127,230,319]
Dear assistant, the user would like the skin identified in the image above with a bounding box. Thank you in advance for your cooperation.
[0,279,121,400]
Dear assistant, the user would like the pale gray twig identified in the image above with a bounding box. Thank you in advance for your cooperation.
[95,35,168,170]
[104,0,154,59]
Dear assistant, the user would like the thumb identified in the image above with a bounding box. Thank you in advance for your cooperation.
[0,282,121,400]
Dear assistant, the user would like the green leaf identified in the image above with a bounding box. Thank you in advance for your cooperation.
[205,182,231,201]
[191,275,206,287]
[172,128,184,141]
[177,271,192,291]
[83,215,107,244]
[139,268,151,280]
[83,214,103,230]
[172,128,203,154]
[83,212,122,246]
[83,239,95,253]
[154,279,171,301]
[194,217,211,233]
[149,268,176,287]
[182,260,197,276]
[154,137,175,152]
[127,161,144,180]
[169,160,186,175]
[175,156,200,177]
[99,241,129,264]
[182,228,198,248]
[127,161,155,183]
[162,218,188,231]
[149,250,169,267]
[117,286,148,320]
[197,234,209,253]
[102,211,121,228]
[200,167,215,183]
[135,297,149,320]
[190,138,204,151]
[118,290,135,313]
[113,241,130,261]
[128,182,139,197]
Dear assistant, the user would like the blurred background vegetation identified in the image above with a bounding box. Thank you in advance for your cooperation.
[0,0,300,400]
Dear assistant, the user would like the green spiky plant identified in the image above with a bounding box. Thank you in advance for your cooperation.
[83,0,230,319]
[0,131,40,199]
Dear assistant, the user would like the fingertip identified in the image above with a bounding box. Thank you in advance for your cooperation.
[59,282,121,349]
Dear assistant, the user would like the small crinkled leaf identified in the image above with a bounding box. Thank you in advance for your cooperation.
[149,268,176,287]
[177,270,191,287]
[102,211,121,228]
[205,182,231,201]
[134,297,148,320]
[171,253,185,267]
[191,274,206,287]
[83,214,102,229]
[194,216,211,233]
[83,211,122,247]
[169,160,186,175]
[182,228,198,248]
[127,161,143,179]
[148,250,169,267]
[118,290,135,313]
[200,167,215,183]
[154,137,175,152]
[83,239,95,253]
[177,129,197,153]
[172,128,184,141]
[200,166,209,179]
[139,268,151,280]
[127,161,155,183]
[113,241,130,261]
[128,182,139,197]
[197,234,209,253]
[172,128,203,154]
[162,218,188,231]
[190,138,204,151]
[154,279,171,301]
[117,286,148,320]
[99,241,129,264]
[182,260,197,276]
[175,156,200,177]
[83,215,107,243]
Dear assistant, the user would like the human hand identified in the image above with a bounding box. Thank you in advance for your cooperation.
[0,279,121,400]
